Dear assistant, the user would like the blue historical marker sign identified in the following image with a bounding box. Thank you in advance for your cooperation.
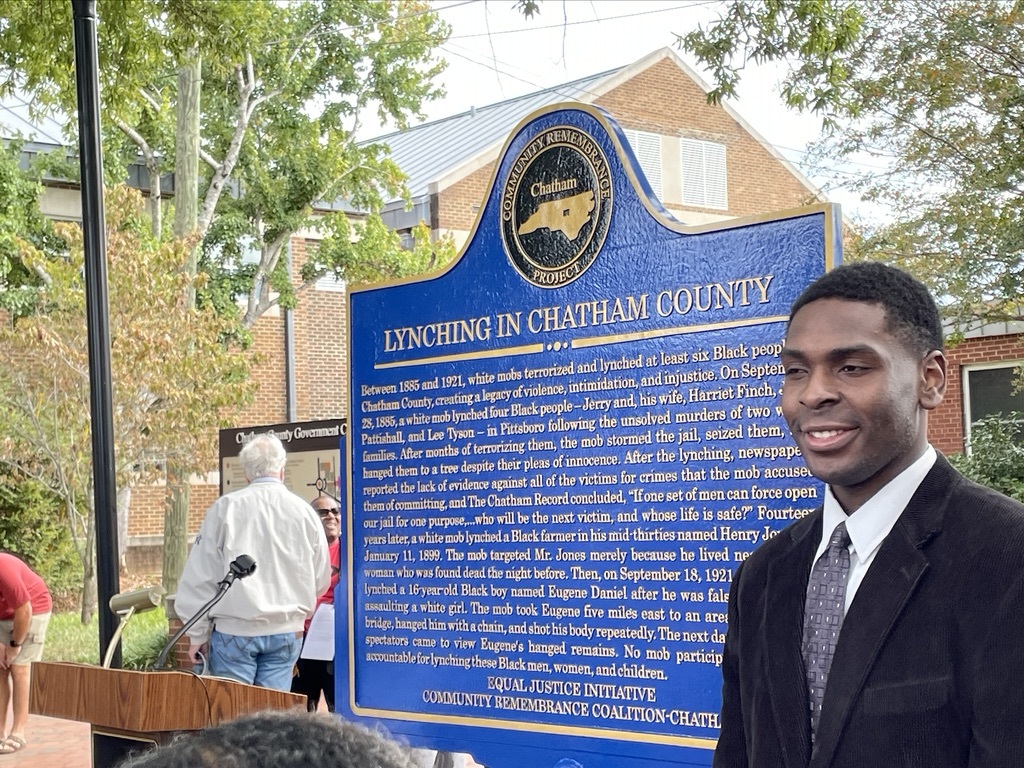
[341,104,842,768]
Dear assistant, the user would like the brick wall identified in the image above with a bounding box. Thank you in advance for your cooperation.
[435,56,816,234]
[125,236,350,548]
[236,311,289,426]
[291,240,350,420]
[929,333,1024,456]
[438,165,491,235]
[128,484,219,541]
[596,57,817,216]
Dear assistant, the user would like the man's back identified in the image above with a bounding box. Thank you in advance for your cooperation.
[189,479,330,636]
[175,434,331,691]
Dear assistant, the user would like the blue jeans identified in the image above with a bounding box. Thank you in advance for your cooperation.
[208,629,302,691]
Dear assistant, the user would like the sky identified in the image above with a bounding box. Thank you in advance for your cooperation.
[363,0,867,218]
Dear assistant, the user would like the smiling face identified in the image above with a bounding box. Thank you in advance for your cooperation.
[311,496,341,543]
[780,298,946,513]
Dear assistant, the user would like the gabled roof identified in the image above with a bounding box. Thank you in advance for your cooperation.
[369,67,619,202]
[365,47,823,208]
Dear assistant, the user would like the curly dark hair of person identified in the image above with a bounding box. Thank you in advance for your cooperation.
[788,261,944,356]
[117,711,421,768]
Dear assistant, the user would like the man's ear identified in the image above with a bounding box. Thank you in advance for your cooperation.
[920,349,947,410]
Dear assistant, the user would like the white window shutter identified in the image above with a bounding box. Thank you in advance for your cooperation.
[704,141,728,209]
[624,129,663,199]
[680,138,728,210]
[680,139,706,207]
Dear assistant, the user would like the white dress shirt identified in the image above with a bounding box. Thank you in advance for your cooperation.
[814,445,937,614]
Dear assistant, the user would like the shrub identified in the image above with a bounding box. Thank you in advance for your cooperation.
[43,606,169,668]
[123,608,171,670]
[949,412,1024,502]
[0,470,82,605]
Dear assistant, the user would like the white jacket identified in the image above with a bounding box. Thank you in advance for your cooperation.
[175,478,331,644]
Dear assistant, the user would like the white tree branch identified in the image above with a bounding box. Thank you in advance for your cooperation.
[198,53,257,238]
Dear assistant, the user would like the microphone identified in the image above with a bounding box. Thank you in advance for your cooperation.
[154,555,257,671]
[109,585,165,615]
[223,555,257,585]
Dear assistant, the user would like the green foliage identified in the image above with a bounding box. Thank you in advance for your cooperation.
[0,184,257,617]
[1,0,451,327]
[949,412,1024,502]
[0,140,65,317]
[193,0,450,325]
[295,217,457,289]
[679,1,1024,330]
[42,607,169,668]
[0,470,81,604]
[678,0,864,116]
[122,610,173,670]
[0,1,261,141]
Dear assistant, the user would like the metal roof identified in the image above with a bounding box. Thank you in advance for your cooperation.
[366,67,621,203]
[0,91,67,148]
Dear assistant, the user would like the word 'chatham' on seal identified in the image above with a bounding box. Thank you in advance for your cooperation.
[501,125,612,288]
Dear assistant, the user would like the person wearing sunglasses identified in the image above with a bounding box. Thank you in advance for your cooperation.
[292,495,342,711]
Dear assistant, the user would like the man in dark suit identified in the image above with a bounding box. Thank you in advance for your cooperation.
[714,262,1024,767]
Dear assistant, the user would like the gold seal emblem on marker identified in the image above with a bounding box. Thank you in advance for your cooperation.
[500,125,612,288]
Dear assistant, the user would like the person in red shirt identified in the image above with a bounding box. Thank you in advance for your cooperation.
[0,553,52,754]
[291,495,341,711]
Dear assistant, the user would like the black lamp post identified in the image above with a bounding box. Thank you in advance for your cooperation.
[71,0,121,668]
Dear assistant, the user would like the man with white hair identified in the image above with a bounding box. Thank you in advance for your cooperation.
[176,433,331,690]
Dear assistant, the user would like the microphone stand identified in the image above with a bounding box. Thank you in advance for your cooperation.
[154,557,256,671]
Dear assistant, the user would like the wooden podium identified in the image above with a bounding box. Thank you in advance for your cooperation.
[31,661,306,767]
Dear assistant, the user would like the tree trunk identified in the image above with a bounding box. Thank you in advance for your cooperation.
[80,510,98,624]
[175,47,201,293]
[163,47,202,596]
[162,467,190,596]
[116,485,131,573]
[80,568,97,626]
[146,158,161,238]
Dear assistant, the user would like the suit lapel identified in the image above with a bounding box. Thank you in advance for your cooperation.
[763,515,820,768]
[809,524,929,766]
[809,458,954,767]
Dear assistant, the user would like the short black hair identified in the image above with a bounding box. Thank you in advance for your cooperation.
[788,262,944,354]
[118,711,418,768]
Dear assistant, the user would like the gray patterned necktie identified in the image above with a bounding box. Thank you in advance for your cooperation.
[802,522,851,738]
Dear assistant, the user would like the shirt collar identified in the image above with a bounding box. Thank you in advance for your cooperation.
[819,445,937,560]
[249,476,282,485]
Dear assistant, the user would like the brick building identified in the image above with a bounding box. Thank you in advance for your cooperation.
[929,320,1024,457]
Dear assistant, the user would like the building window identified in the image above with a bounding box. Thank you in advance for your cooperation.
[963,362,1024,443]
[623,129,663,199]
[679,138,727,210]
[315,272,346,293]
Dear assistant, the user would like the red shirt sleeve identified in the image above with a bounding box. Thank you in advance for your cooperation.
[0,554,52,619]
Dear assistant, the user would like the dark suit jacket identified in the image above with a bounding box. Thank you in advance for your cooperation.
[714,455,1024,768]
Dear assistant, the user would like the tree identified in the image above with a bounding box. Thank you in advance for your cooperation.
[0,184,255,619]
[0,0,451,315]
[0,139,64,317]
[0,468,81,603]
[677,0,1024,330]
[190,0,451,325]
[1,0,453,589]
